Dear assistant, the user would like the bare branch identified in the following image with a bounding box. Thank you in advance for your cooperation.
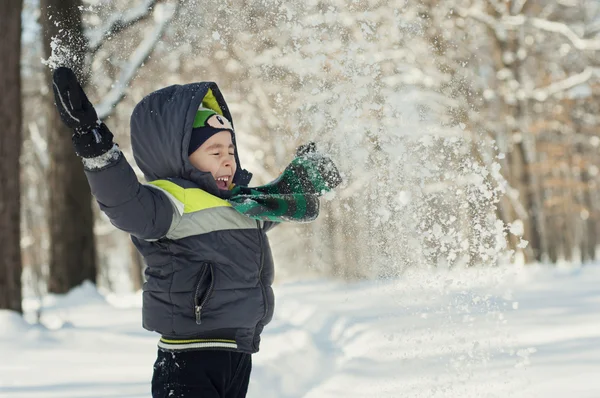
[461,8,600,50]
[502,15,600,50]
[87,0,159,54]
[530,17,600,50]
[458,8,507,42]
[530,67,600,101]
[483,68,599,104]
[487,0,508,16]
[511,0,528,15]
[557,0,579,7]
[96,2,177,119]
[539,2,557,19]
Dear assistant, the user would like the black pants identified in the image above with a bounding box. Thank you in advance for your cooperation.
[152,349,252,398]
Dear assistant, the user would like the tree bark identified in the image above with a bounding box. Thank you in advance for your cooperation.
[41,0,97,293]
[0,0,24,313]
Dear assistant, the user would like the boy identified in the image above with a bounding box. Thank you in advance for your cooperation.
[51,67,340,398]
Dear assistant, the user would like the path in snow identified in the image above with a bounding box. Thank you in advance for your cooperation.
[1,264,599,397]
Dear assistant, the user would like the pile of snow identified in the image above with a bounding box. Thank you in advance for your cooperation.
[0,311,31,337]
[2,263,600,397]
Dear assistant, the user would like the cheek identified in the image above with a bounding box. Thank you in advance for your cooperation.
[190,154,213,173]
[204,160,219,174]
[189,156,201,170]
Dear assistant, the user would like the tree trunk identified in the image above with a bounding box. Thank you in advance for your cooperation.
[0,0,24,313]
[41,0,97,293]
[581,164,596,262]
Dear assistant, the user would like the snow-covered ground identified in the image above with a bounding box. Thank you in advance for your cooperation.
[1,264,599,398]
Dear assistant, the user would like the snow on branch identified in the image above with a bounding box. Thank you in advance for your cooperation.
[500,14,600,50]
[87,0,160,54]
[461,8,600,50]
[458,8,507,42]
[511,0,529,15]
[527,17,600,50]
[530,67,600,101]
[96,3,176,119]
[487,0,509,16]
[458,8,497,30]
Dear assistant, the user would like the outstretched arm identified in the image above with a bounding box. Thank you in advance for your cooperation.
[52,67,175,240]
[228,142,342,224]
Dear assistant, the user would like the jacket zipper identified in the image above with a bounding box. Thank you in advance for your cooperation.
[256,221,268,323]
[194,263,214,325]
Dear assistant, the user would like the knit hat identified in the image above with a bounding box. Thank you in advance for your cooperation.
[188,107,234,155]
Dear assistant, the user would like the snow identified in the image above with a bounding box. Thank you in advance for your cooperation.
[2,264,600,397]
[86,0,160,53]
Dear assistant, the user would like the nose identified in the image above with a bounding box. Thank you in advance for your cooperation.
[222,157,233,169]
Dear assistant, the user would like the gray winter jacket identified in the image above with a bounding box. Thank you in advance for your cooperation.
[83,83,275,353]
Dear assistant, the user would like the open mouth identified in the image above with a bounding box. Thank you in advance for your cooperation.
[215,175,231,190]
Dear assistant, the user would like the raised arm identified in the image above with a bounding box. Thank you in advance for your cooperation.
[52,67,175,240]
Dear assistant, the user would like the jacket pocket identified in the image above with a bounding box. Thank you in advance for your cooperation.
[193,262,214,325]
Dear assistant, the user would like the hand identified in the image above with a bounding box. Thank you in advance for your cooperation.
[52,67,114,158]
[52,67,99,133]
[296,142,343,190]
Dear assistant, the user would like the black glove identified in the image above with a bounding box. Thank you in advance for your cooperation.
[296,142,343,190]
[52,67,114,158]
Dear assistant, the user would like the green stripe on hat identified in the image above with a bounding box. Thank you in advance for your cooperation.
[193,108,218,128]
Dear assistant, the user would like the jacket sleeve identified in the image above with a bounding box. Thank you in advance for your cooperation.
[82,146,176,240]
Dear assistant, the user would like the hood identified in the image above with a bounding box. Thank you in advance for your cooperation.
[130,82,252,197]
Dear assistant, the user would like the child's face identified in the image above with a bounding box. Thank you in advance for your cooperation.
[189,131,237,190]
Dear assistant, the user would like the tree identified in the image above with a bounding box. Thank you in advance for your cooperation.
[40,0,95,294]
[0,0,24,312]
[40,0,175,293]
[454,0,600,263]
